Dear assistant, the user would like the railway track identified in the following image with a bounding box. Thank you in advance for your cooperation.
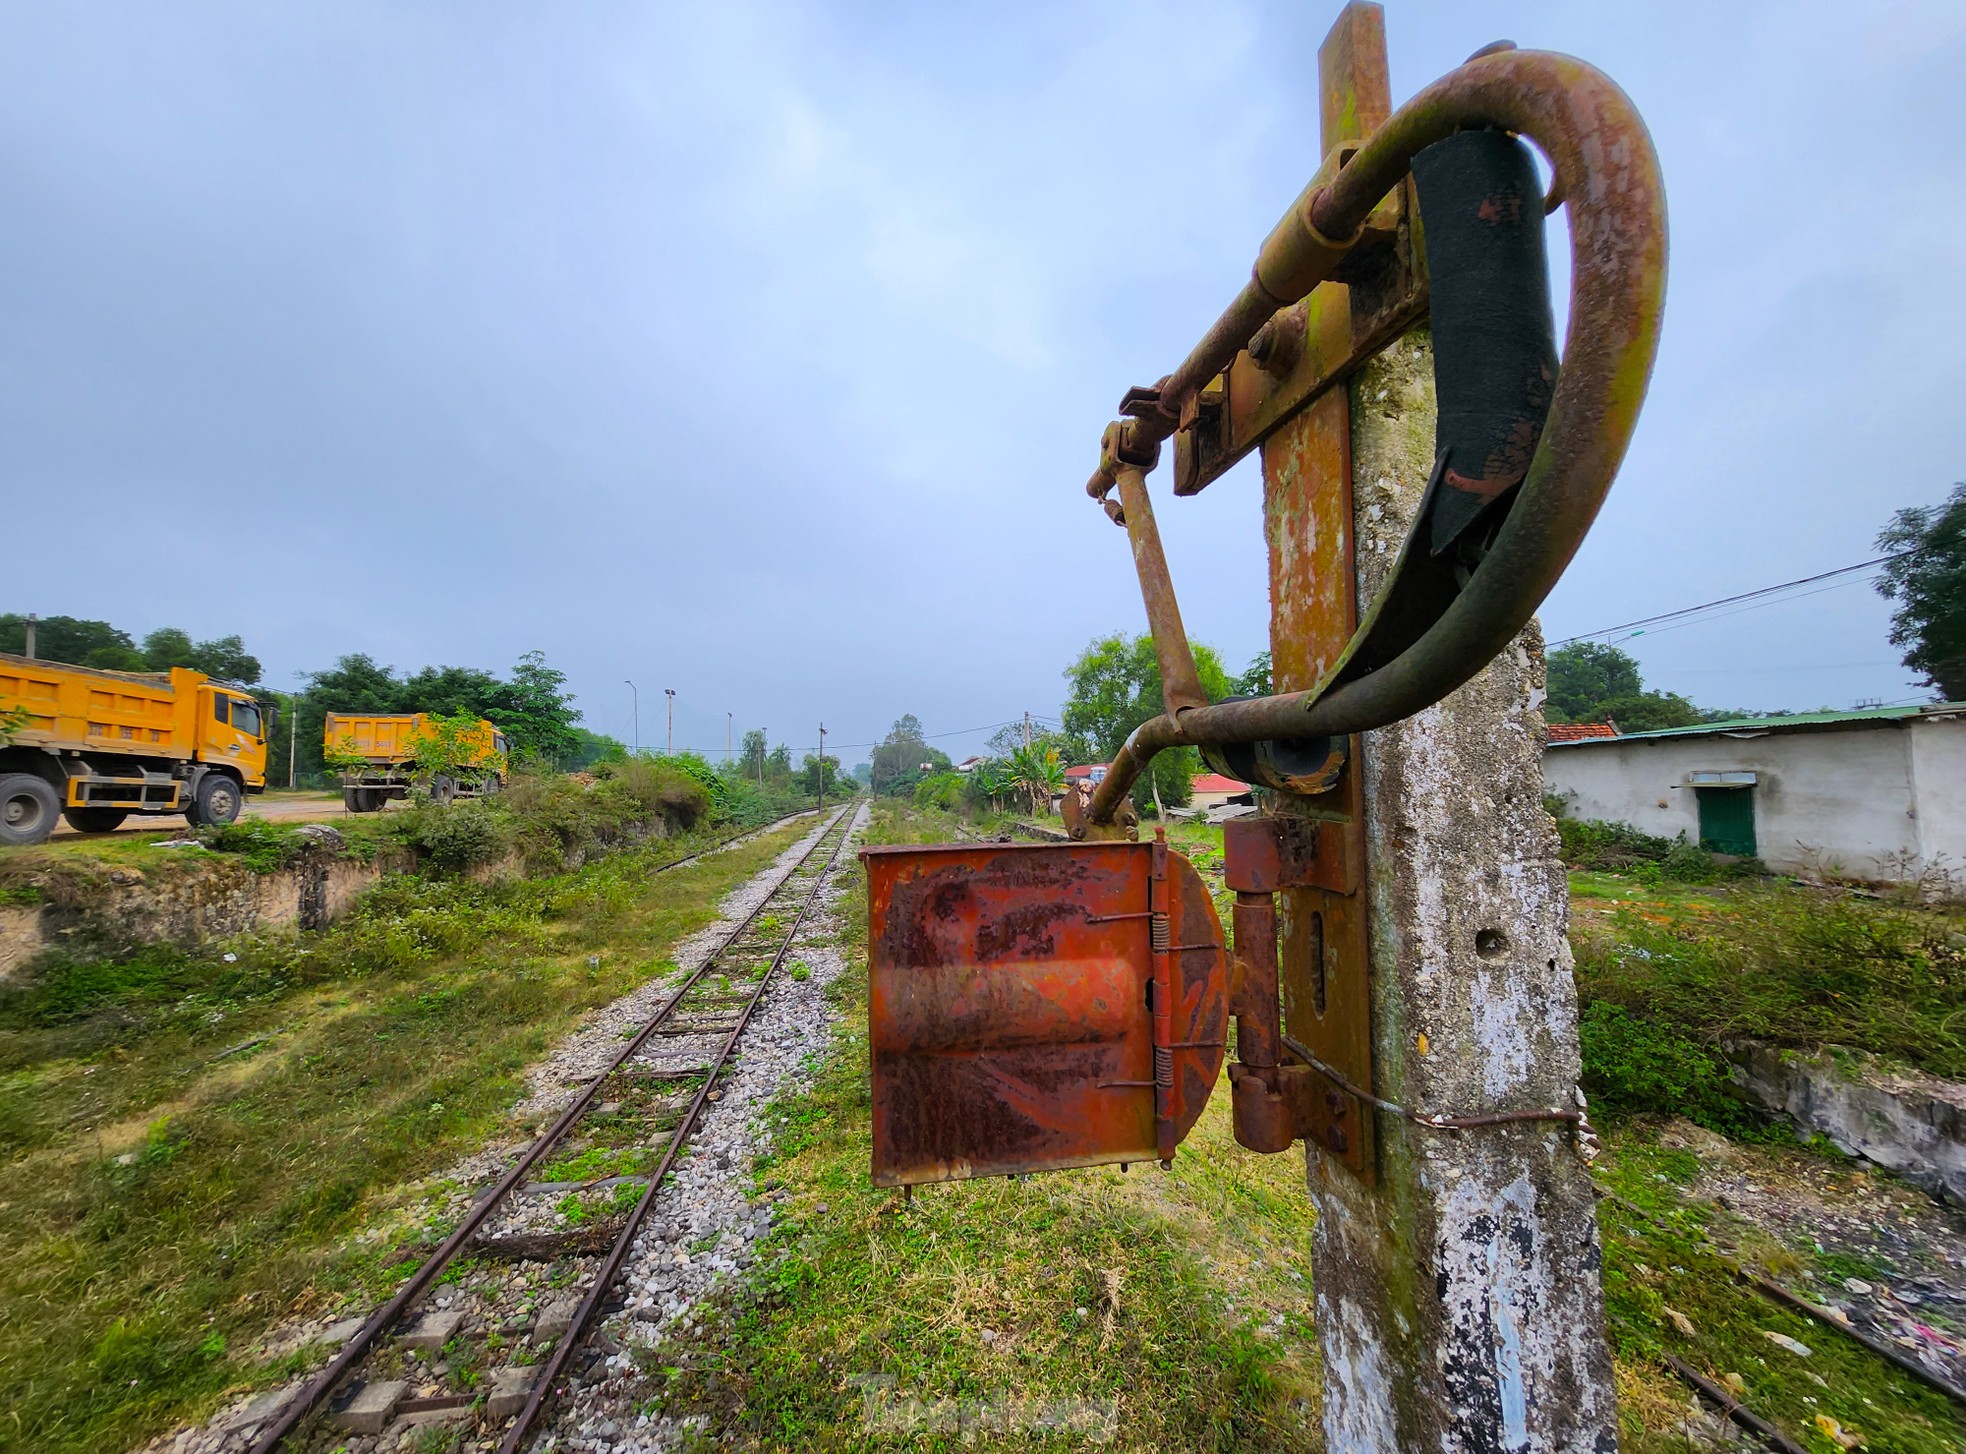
[248,805,858,1452]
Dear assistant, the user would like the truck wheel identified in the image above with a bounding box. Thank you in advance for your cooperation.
[63,807,129,834]
[0,773,61,846]
[428,775,457,806]
[187,773,244,828]
[343,787,363,812]
[358,789,384,813]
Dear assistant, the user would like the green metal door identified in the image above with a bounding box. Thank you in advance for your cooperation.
[1695,787,1756,856]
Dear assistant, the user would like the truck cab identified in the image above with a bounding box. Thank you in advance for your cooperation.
[204,685,270,789]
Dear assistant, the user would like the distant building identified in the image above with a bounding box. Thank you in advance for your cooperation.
[1064,763,1109,786]
[1542,704,1966,883]
[1189,772,1253,814]
[954,756,986,774]
[1546,721,1619,744]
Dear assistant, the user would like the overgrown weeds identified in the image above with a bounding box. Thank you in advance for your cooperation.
[1546,798,1760,883]
[1573,882,1966,1095]
[0,819,809,1454]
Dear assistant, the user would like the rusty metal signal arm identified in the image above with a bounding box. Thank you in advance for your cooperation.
[1078,45,1667,832]
[862,26,1664,1193]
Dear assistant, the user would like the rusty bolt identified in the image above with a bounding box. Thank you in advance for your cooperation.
[1247,309,1305,376]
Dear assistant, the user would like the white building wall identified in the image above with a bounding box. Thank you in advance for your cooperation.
[1544,724,1929,879]
[1910,719,1966,872]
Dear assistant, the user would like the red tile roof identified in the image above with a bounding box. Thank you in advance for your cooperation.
[1191,772,1248,794]
[1547,722,1618,743]
[1064,763,1107,780]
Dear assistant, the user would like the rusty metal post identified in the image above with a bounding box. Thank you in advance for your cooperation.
[1265,7,1618,1447]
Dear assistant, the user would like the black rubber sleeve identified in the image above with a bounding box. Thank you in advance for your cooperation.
[1410,129,1558,557]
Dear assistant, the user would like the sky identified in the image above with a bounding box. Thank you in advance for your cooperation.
[4,2,1963,769]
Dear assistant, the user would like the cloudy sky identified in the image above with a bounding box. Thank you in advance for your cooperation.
[5,2,1963,766]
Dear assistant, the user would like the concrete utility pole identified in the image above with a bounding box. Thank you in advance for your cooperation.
[1023,710,1031,749]
[818,723,827,811]
[23,614,36,659]
[624,681,638,756]
[664,688,675,756]
[1267,10,1616,1447]
[289,682,300,788]
[758,728,766,785]
[727,712,733,762]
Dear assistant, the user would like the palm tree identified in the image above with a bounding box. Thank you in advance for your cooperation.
[1005,743,1064,817]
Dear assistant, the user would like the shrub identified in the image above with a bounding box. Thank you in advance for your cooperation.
[594,757,711,829]
[913,772,963,811]
[403,800,511,874]
[1573,885,1966,1080]
[1578,1002,1755,1133]
[195,819,307,873]
[1546,801,1748,883]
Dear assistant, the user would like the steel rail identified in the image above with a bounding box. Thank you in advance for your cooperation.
[249,807,850,1452]
[499,806,858,1450]
[1083,46,1666,828]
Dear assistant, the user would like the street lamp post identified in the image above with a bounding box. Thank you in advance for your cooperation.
[625,681,639,756]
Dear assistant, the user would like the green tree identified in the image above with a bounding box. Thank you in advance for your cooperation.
[397,663,503,718]
[737,728,769,781]
[1546,642,1643,723]
[871,714,951,797]
[799,753,848,797]
[1004,742,1065,816]
[0,614,141,668]
[765,743,795,787]
[1545,641,1709,731]
[1060,633,1231,809]
[1233,649,1272,696]
[1877,483,1966,700]
[1592,691,1703,733]
[140,627,262,685]
[486,650,580,762]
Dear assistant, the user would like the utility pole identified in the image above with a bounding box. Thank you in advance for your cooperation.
[727,712,733,762]
[624,681,638,756]
[22,614,36,660]
[1023,710,1031,749]
[1259,10,1615,1446]
[289,681,300,789]
[818,723,827,812]
[665,688,675,756]
[758,728,766,786]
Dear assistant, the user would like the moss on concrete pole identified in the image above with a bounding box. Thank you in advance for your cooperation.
[1304,332,1617,1449]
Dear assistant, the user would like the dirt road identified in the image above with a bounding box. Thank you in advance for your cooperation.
[48,791,396,838]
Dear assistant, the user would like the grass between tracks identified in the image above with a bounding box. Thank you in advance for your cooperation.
[652,802,1323,1452]
[0,816,814,1454]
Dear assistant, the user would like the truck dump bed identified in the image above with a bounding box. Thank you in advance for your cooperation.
[324,713,502,767]
[0,652,202,761]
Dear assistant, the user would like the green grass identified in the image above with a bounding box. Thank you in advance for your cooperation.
[0,819,811,1454]
[1572,874,1966,1086]
[1593,1129,1966,1452]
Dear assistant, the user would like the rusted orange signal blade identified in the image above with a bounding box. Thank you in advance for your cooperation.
[863,839,1228,1186]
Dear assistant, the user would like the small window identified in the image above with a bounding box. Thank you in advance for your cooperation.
[231,700,262,737]
[493,733,508,755]
[214,697,229,724]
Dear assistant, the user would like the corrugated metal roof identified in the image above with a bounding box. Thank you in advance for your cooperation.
[1548,701,1966,746]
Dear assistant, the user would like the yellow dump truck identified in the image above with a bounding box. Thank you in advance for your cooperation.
[0,651,270,844]
[324,713,507,812]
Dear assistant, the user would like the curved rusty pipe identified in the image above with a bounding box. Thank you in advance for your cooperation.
[1086,48,1665,830]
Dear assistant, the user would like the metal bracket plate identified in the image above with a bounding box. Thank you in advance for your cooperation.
[862,840,1228,1186]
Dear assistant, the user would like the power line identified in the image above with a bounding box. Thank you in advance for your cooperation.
[1549,553,1903,649]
